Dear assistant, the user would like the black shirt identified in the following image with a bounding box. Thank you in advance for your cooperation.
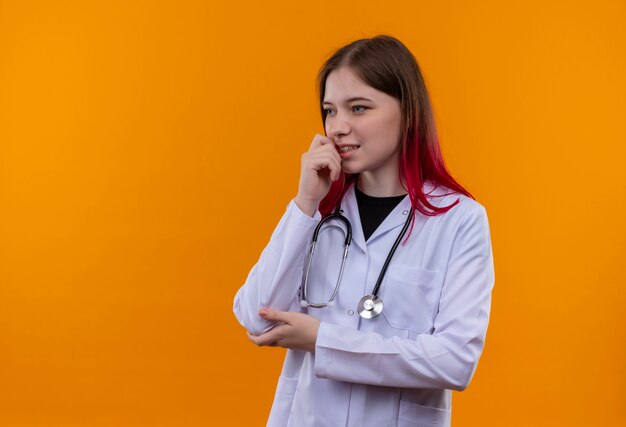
[355,186,407,241]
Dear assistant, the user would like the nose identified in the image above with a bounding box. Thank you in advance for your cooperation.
[327,112,351,140]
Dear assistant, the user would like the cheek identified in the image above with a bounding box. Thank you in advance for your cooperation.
[382,111,401,135]
[365,117,400,149]
[380,114,402,147]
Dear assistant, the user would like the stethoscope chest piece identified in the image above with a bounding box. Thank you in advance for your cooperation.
[357,294,383,319]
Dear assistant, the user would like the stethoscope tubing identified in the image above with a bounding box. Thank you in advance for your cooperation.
[301,210,351,308]
[370,207,414,297]
[300,204,414,316]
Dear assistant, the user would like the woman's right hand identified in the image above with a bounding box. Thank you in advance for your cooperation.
[294,134,342,217]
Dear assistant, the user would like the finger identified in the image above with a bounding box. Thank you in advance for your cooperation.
[309,152,341,181]
[309,133,336,151]
[247,330,279,347]
[328,153,342,181]
[324,157,341,182]
[309,149,341,171]
[259,308,293,323]
[320,140,342,159]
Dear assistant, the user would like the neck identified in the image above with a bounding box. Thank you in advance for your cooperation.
[356,171,407,197]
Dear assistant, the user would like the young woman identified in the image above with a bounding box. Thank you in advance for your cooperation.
[233,34,495,427]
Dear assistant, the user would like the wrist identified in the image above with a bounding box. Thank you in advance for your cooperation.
[294,195,320,218]
[309,320,321,353]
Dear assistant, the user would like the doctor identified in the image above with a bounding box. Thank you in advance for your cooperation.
[233,34,495,427]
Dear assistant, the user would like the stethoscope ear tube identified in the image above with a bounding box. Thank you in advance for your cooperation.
[312,211,351,247]
[300,212,352,308]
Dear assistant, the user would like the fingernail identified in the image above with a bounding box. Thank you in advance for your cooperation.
[259,309,268,316]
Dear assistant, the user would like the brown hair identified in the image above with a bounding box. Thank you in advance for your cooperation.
[315,34,474,237]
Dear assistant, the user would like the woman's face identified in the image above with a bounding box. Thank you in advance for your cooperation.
[323,66,403,178]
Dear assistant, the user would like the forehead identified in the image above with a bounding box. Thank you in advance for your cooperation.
[323,67,380,103]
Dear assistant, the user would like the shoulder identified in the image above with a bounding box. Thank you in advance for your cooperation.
[421,181,493,263]
[423,180,487,220]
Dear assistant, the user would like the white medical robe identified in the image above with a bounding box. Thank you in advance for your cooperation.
[233,180,495,427]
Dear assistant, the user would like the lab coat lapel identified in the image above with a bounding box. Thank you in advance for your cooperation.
[365,195,412,243]
[364,180,438,244]
[341,181,438,247]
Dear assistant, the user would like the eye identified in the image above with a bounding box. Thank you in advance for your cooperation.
[352,105,368,112]
[323,108,334,115]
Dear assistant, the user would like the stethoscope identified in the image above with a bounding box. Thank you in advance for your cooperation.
[299,204,414,319]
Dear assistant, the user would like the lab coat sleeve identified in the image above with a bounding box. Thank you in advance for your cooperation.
[314,205,495,391]
[233,198,322,336]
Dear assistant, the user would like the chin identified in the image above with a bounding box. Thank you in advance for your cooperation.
[341,163,364,176]
[342,168,360,176]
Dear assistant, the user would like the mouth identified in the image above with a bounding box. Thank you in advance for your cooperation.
[337,145,360,153]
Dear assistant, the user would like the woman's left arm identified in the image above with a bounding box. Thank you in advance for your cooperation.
[313,205,495,390]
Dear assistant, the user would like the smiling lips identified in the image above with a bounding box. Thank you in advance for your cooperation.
[337,145,359,153]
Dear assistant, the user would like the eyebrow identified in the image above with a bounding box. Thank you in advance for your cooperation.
[322,97,373,105]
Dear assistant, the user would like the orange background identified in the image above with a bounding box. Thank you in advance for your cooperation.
[1,1,625,426]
